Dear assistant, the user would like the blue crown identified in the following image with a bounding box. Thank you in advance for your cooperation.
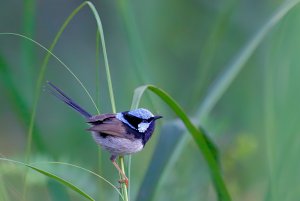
[128,108,154,119]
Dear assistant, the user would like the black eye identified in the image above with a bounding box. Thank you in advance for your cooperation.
[147,117,154,122]
[123,113,142,129]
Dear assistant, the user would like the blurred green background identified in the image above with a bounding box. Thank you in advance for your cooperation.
[1,0,300,200]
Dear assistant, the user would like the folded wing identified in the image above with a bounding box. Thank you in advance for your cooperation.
[87,114,134,140]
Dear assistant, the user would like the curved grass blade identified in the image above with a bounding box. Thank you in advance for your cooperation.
[24,1,100,162]
[28,166,94,201]
[131,86,219,162]
[32,161,124,200]
[95,30,101,111]
[3,0,121,199]
[131,85,230,201]
[1,1,103,163]
[135,124,218,200]
[82,2,131,199]
[135,1,300,200]
[0,158,95,201]
[84,1,116,113]
[47,180,71,201]
[0,32,101,199]
[197,0,300,118]
[136,122,184,201]
[0,32,100,158]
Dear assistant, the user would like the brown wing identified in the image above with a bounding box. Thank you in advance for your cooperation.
[87,113,116,123]
[87,116,135,140]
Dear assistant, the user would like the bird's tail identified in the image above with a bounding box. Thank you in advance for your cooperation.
[46,81,92,118]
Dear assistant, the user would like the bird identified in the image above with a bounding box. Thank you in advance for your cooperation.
[46,81,162,186]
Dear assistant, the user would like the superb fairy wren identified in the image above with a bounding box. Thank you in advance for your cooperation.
[47,81,162,186]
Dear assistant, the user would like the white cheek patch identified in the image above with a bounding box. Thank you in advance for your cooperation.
[138,122,150,133]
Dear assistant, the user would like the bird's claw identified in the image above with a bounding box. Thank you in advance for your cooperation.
[118,178,129,188]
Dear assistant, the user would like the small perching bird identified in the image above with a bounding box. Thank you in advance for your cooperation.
[47,81,162,186]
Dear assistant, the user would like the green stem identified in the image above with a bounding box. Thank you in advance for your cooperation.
[85,2,116,113]
[84,2,128,199]
[95,30,101,112]
[1,1,125,199]
[85,2,128,199]
[24,0,100,164]
[119,156,129,201]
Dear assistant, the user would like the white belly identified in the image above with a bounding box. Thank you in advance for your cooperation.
[92,132,144,156]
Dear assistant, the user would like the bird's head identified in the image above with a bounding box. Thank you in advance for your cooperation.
[116,108,162,134]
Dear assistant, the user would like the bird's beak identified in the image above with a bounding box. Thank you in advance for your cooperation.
[154,115,163,120]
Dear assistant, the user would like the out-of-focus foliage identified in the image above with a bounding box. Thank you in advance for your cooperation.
[1,0,300,200]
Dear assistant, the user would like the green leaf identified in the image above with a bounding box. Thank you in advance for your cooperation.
[27,166,94,201]
[1,1,121,199]
[136,122,185,201]
[133,1,300,200]
[0,158,95,201]
[131,85,230,201]
[47,180,71,201]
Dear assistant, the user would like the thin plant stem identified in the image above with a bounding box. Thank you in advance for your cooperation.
[85,2,116,113]
[119,156,129,201]
[31,161,124,199]
[95,25,103,201]
[95,30,101,112]
[84,2,129,200]
[0,32,100,200]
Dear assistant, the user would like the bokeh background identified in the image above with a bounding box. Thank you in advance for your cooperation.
[1,0,300,201]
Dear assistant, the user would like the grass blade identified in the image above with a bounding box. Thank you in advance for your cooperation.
[32,161,124,199]
[28,166,94,201]
[2,0,122,198]
[0,33,100,158]
[0,158,95,201]
[84,1,116,113]
[83,2,130,199]
[135,122,184,201]
[135,1,300,200]
[95,30,101,111]
[131,85,230,201]
[47,180,71,201]
[197,0,300,118]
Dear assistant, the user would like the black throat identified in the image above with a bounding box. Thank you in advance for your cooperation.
[122,121,156,146]
[142,121,156,145]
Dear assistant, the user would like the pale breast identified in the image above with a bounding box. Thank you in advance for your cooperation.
[92,132,144,156]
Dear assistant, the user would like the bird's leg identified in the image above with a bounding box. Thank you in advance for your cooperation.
[110,155,128,187]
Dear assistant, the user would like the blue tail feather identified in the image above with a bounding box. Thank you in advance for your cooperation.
[47,81,92,118]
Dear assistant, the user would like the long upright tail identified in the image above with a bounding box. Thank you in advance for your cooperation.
[47,81,92,118]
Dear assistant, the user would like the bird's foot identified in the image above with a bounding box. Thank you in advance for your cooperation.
[118,178,129,188]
